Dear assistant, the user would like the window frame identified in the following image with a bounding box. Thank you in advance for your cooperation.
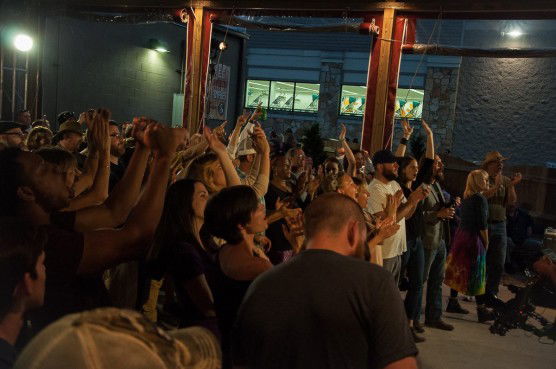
[244,79,320,115]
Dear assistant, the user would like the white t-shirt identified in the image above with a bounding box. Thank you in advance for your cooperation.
[366,179,407,259]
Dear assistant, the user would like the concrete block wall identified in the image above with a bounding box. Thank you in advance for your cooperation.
[41,17,186,128]
[452,57,556,167]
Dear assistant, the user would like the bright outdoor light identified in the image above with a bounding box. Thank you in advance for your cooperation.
[14,34,33,52]
[507,30,523,38]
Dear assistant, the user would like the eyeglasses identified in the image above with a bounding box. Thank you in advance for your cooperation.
[109,133,122,139]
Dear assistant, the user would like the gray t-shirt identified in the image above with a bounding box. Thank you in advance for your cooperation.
[233,249,417,369]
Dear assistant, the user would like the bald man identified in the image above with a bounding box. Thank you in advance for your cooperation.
[233,193,418,369]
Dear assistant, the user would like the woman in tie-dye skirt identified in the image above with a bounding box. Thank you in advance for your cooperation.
[445,170,492,321]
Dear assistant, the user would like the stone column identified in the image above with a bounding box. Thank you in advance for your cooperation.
[317,62,343,138]
[422,67,460,153]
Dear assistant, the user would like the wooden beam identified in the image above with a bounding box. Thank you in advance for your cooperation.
[369,8,395,154]
[183,0,556,16]
[183,7,213,134]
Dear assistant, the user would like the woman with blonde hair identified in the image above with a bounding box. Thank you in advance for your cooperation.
[26,126,53,151]
[445,169,494,322]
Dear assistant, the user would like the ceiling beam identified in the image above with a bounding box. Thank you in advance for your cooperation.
[183,0,556,15]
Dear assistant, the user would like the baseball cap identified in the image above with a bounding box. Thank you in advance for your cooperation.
[13,308,221,369]
[372,149,397,165]
[57,111,76,125]
[0,121,26,134]
[482,151,509,166]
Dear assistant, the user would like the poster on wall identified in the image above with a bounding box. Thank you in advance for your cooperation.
[207,64,230,120]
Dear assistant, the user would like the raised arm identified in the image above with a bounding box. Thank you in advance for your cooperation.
[78,124,186,274]
[74,115,153,231]
[395,119,413,157]
[204,125,241,187]
[339,124,356,177]
[73,111,98,196]
[248,124,270,198]
[64,110,111,211]
[227,113,249,159]
[421,119,435,160]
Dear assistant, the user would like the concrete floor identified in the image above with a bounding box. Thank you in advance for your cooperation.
[414,285,556,369]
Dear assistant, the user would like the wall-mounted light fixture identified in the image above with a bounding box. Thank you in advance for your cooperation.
[505,29,523,38]
[148,39,170,53]
[14,34,33,52]
[218,41,228,51]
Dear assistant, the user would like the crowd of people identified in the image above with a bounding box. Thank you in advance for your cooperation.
[0,105,545,369]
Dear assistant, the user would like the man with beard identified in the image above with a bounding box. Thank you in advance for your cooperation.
[367,150,428,284]
[233,193,418,369]
[108,121,126,191]
[416,154,456,331]
[0,122,26,150]
[481,151,522,307]
[0,113,186,337]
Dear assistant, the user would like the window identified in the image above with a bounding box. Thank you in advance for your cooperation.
[340,85,366,116]
[293,83,319,113]
[270,81,295,111]
[245,80,270,108]
[395,88,424,119]
[244,79,320,113]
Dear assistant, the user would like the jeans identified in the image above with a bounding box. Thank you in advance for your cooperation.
[419,240,446,322]
[486,222,507,296]
[404,238,425,321]
[383,255,402,285]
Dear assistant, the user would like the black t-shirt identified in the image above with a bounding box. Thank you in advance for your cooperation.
[28,212,111,335]
[264,184,293,252]
[233,249,417,369]
[0,339,15,369]
[109,162,126,191]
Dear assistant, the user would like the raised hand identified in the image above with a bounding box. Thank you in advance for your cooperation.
[144,124,187,159]
[131,116,157,147]
[375,217,400,242]
[339,123,347,141]
[409,185,430,204]
[421,119,433,136]
[282,211,305,253]
[252,124,270,154]
[213,121,227,140]
[203,125,227,154]
[511,172,522,186]
[88,108,110,152]
[402,119,414,139]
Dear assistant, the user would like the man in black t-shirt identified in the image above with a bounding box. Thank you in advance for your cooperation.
[233,193,417,369]
[0,219,47,369]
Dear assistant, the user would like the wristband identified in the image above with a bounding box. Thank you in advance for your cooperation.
[400,137,408,145]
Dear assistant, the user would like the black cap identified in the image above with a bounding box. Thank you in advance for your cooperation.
[0,121,26,134]
[57,111,75,125]
[372,149,397,165]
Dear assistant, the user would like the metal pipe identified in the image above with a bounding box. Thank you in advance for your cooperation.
[0,45,4,119]
[24,53,29,111]
[12,51,17,120]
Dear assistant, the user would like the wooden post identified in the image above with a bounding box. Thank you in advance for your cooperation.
[183,7,213,134]
[369,7,396,154]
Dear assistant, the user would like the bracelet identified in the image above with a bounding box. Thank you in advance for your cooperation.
[400,137,408,145]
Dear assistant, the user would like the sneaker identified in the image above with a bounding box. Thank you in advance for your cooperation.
[425,319,455,331]
[413,320,425,333]
[446,298,470,314]
[411,328,426,343]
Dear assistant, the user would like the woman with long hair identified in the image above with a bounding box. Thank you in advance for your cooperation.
[396,119,435,343]
[445,169,494,322]
[144,179,218,329]
[204,185,272,367]
[185,126,241,193]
